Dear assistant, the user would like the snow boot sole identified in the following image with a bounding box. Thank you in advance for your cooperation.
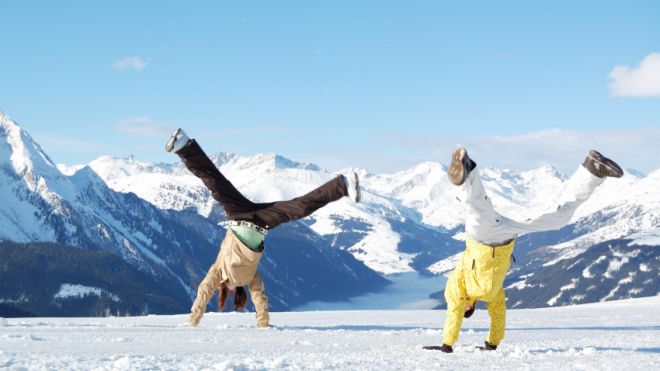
[584,150,623,178]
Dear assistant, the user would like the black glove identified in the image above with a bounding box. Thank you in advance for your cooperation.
[423,344,453,353]
[477,341,497,351]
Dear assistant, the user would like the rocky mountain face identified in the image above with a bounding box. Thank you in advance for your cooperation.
[505,237,659,308]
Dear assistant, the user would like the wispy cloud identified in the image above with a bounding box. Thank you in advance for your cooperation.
[113,56,151,71]
[466,129,660,174]
[608,53,660,97]
[116,117,171,138]
[375,128,660,174]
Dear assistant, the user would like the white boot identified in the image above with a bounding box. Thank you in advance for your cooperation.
[165,128,190,153]
[344,173,361,203]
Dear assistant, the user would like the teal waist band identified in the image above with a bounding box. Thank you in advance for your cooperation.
[230,226,265,252]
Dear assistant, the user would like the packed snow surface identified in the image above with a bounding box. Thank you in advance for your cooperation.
[1,296,658,370]
[53,284,120,303]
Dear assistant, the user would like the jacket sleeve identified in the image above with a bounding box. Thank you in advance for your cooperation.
[189,263,223,326]
[248,272,270,328]
[442,267,467,346]
[486,287,506,345]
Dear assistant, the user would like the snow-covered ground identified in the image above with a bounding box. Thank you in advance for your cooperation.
[1,297,658,370]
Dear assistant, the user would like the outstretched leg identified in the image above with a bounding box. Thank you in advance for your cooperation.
[254,175,349,229]
[175,138,259,221]
[504,165,604,234]
[450,148,622,243]
[505,150,621,234]
[450,147,512,244]
[168,129,359,229]
[456,166,516,245]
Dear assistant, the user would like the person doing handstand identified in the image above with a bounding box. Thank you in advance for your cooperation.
[425,148,623,353]
[166,129,361,327]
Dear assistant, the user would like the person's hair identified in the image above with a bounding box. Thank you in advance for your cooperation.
[233,286,247,311]
[218,284,248,311]
[218,285,230,311]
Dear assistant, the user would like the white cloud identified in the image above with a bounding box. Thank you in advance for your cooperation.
[116,117,171,138]
[466,128,660,174]
[374,128,660,175]
[608,53,660,97]
[113,56,151,71]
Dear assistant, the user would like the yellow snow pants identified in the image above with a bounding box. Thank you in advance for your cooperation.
[442,238,515,346]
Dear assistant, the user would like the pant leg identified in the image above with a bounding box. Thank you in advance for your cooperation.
[442,265,468,346]
[457,167,514,245]
[503,165,604,234]
[254,175,348,229]
[177,140,258,220]
[248,272,270,328]
[486,288,506,346]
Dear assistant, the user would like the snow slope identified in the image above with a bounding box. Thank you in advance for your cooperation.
[1,296,658,370]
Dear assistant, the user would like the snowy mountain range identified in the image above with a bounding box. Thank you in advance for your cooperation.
[68,153,482,274]
[0,111,387,316]
[2,109,658,314]
[68,132,659,308]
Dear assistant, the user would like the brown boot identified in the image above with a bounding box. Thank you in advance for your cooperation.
[448,148,476,186]
[582,150,623,178]
[423,343,453,353]
[477,341,497,351]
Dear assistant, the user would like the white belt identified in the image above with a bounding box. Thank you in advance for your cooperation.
[227,220,269,236]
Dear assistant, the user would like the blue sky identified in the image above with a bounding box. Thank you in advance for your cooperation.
[1,1,659,174]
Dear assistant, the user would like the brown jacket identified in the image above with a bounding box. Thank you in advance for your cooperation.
[190,229,269,327]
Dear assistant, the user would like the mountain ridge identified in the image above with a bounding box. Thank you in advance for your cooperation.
[70,135,659,307]
[0,111,391,316]
[3,109,658,309]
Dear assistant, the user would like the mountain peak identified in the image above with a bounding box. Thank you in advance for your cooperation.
[209,151,239,166]
[246,152,320,171]
[68,165,108,190]
[88,155,175,181]
[412,160,446,173]
[0,110,21,135]
[522,164,567,181]
[210,151,321,171]
[268,153,320,171]
[0,109,14,126]
[0,110,61,186]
